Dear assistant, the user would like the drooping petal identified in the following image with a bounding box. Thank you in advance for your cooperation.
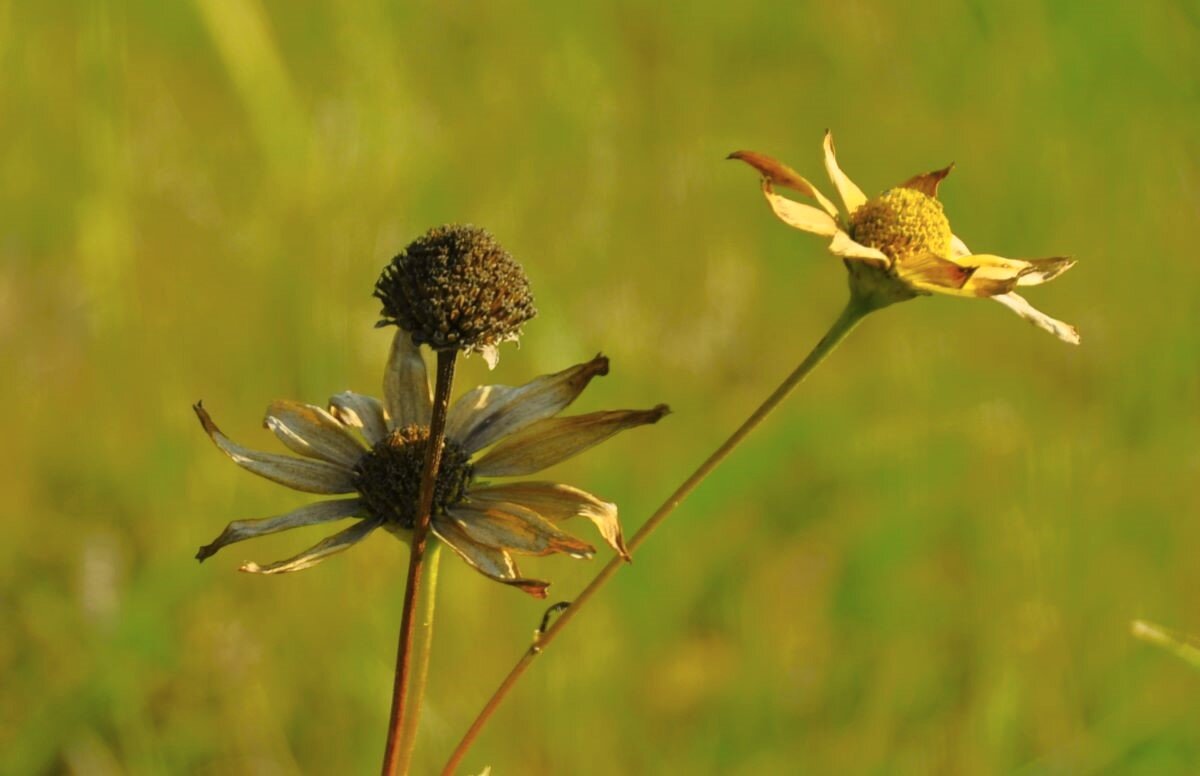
[194,403,357,493]
[473,404,670,477]
[329,391,389,447]
[432,516,550,598]
[950,234,971,258]
[823,131,868,216]
[239,517,381,574]
[445,354,610,453]
[264,400,367,468]
[900,164,954,198]
[727,150,840,219]
[197,498,365,561]
[447,502,595,558]
[992,292,1081,344]
[828,230,890,265]
[384,329,431,429]
[467,481,628,559]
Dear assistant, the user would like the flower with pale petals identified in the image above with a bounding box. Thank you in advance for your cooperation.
[194,330,668,597]
[729,132,1079,343]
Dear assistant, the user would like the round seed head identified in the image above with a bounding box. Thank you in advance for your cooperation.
[374,224,537,356]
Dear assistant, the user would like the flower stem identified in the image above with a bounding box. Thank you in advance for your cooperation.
[382,350,457,776]
[440,294,876,774]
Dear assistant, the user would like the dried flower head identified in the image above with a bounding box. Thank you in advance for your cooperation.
[730,132,1079,342]
[374,224,537,368]
[194,331,667,597]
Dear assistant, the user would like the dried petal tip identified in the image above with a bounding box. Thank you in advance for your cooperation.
[374,224,537,362]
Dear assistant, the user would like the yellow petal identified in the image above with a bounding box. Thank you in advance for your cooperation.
[950,254,1076,292]
[896,253,976,295]
[828,230,889,265]
[823,131,868,216]
[759,180,840,237]
[727,150,840,219]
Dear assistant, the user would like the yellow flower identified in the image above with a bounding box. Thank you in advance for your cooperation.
[194,330,667,598]
[730,132,1079,343]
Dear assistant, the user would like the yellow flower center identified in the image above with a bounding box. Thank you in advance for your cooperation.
[848,187,952,261]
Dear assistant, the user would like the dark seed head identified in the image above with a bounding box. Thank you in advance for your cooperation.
[374,224,537,356]
[353,425,474,530]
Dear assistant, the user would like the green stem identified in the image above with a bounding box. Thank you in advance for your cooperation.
[383,350,456,776]
[440,294,875,775]
[397,543,442,763]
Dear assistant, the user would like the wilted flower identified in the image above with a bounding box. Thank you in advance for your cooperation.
[194,330,667,597]
[374,224,537,368]
[730,132,1079,343]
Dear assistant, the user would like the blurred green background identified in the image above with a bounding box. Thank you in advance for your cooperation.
[3,0,1199,773]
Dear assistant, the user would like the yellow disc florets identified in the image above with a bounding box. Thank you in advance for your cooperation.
[849,187,952,261]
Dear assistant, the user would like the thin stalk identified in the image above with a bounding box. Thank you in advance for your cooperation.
[383,350,457,776]
[441,295,875,774]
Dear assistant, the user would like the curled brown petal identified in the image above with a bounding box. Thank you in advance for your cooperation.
[194,403,357,494]
[473,405,670,478]
[467,481,628,560]
[432,517,550,598]
[446,354,610,454]
[448,502,595,558]
[727,150,840,218]
[239,518,380,574]
[197,498,365,561]
[264,400,366,468]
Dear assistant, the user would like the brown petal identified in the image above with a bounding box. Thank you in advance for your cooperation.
[329,391,389,447]
[473,405,670,478]
[448,502,595,558]
[194,403,357,493]
[264,400,367,468]
[239,517,380,574]
[727,150,840,219]
[467,481,628,559]
[445,354,609,454]
[432,516,550,598]
[899,164,954,198]
[197,498,365,561]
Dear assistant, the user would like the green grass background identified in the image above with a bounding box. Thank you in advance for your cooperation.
[3,0,1199,773]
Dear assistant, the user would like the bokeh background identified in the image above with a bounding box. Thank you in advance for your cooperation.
[4,1,1199,773]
